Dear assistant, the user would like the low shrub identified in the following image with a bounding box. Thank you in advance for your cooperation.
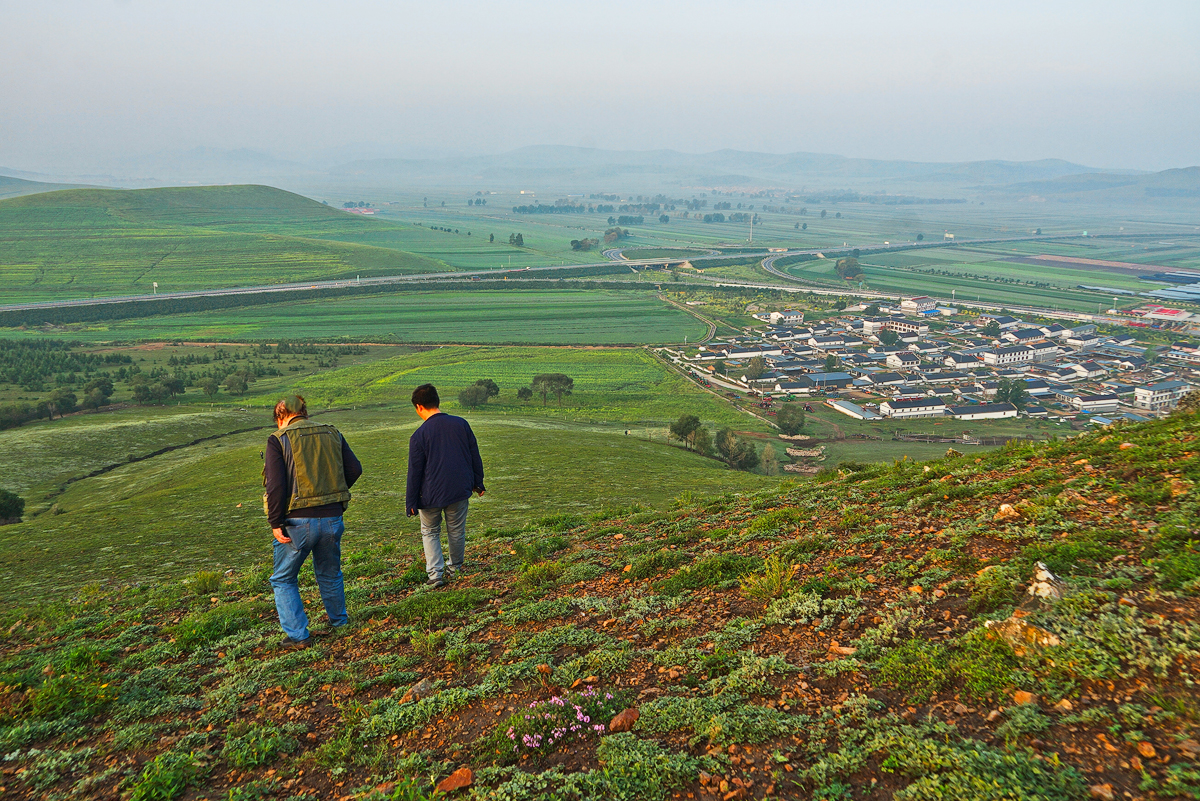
[516,560,566,592]
[740,555,797,601]
[171,602,268,649]
[378,589,491,627]
[191,570,223,594]
[628,550,686,580]
[125,751,208,801]
[968,566,1019,614]
[222,723,296,769]
[486,686,623,762]
[656,554,761,596]
[875,639,950,704]
[411,629,448,658]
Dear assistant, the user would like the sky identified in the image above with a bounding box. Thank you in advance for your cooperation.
[2,0,1198,176]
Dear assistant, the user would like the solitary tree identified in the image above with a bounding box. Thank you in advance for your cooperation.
[517,386,533,402]
[983,320,1002,338]
[223,374,249,396]
[47,388,77,419]
[744,356,767,380]
[820,209,827,219]
[878,329,900,346]
[475,379,500,399]
[775,404,805,436]
[659,214,669,223]
[0,488,24,523]
[760,446,780,475]
[531,373,574,406]
[489,233,494,243]
[802,223,807,230]
[669,414,702,450]
[824,354,839,372]
[458,384,490,410]
[916,233,924,241]
[199,377,221,400]
[995,377,1031,409]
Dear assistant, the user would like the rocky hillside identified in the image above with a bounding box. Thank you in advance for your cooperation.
[1,415,1198,800]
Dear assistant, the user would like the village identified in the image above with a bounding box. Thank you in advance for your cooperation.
[667,295,1198,429]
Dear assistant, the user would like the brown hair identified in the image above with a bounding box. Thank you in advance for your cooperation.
[274,394,308,423]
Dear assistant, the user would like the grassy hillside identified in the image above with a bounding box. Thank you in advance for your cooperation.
[0,412,1196,799]
[0,185,448,303]
[0,175,92,200]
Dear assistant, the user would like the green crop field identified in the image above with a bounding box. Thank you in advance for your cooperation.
[0,407,773,601]
[3,289,707,345]
[283,345,764,428]
[0,186,450,303]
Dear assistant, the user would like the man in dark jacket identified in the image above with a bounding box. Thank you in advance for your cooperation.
[406,384,485,588]
[264,395,362,647]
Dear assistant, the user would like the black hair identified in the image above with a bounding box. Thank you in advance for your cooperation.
[412,384,440,408]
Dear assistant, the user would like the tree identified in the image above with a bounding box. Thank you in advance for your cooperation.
[835,257,862,279]
[760,446,780,475]
[983,320,1001,338]
[489,234,495,243]
[820,209,827,219]
[531,373,573,406]
[47,388,77,418]
[0,488,24,522]
[517,386,533,402]
[515,233,524,247]
[865,303,880,315]
[824,354,839,372]
[659,214,669,223]
[835,212,842,219]
[224,374,248,396]
[878,329,900,346]
[84,377,114,399]
[916,233,924,241]
[995,377,1030,409]
[475,379,500,399]
[161,377,185,398]
[458,384,490,410]
[776,403,805,436]
[802,223,807,230]
[744,356,766,380]
[669,414,702,450]
[715,428,759,471]
[693,427,713,457]
[570,238,599,251]
[1035,228,1042,235]
[200,377,221,400]
[1173,390,1200,415]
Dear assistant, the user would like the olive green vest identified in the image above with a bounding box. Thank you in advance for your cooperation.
[262,418,351,516]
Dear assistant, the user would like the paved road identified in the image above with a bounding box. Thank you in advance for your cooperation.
[604,247,721,261]
[0,231,1157,317]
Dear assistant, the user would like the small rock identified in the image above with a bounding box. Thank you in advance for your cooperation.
[1012,690,1038,706]
[1118,596,1137,607]
[613,533,624,540]
[1130,756,1143,771]
[1119,442,1135,450]
[954,703,969,715]
[436,768,473,794]
[1053,698,1074,713]
[908,585,923,594]
[994,503,1022,522]
[1179,739,1200,758]
[1137,741,1157,758]
[986,709,1002,722]
[723,789,749,801]
[933,589,946,598]
[399,678,434,704]
[1089,783,1114,800]
[536,663,552,675]
[985,615,1061,655]
[609,707,639,733]
[1027,561,1067,600]
[945,447,962,458]
[622,564,632,572]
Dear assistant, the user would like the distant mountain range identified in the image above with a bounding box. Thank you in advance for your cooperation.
[3,145,1196,202]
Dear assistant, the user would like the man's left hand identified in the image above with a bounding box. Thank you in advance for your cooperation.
[272,527,291,544]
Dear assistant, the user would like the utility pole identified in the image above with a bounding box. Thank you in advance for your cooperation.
[748,213,753,244]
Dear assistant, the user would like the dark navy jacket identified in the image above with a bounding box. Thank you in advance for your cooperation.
[406,413,485,514]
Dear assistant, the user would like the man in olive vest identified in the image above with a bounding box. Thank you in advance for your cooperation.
[264,395,362,648]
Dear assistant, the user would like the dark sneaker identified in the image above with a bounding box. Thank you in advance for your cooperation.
[426,577,446,589]
[281,636,311,650]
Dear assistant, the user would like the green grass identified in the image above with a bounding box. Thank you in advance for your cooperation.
[0,407,773,602]
[0,185,448,303]
[8,290,707,345]
[284,345,761,426]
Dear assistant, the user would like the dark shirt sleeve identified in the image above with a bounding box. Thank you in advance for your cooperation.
[264,435,290,529]
[342,436,363,489]
[406,428,425,515]
[466,422,485,492]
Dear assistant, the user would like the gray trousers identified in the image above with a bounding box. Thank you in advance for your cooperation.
[418,498,469,579]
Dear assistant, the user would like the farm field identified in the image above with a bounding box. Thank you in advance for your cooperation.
[283,345,764,428]
[0,408,774,602]
[2,289,708,345]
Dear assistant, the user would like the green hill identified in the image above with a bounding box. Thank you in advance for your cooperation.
[0,412,1196,799]
[0,174,93,200]
[0,185,448,304]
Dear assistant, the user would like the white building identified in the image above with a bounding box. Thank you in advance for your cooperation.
[1073,393,1120,414]
[886,352,922,370]
[900,295,938,314]
[949,402,1018,420]
[769,309,805,325]
[1134,380,1192,412]
[982,345,1034,366]
[880,397,947,418]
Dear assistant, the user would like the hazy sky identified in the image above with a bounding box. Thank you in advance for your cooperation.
[2,0,1198,174]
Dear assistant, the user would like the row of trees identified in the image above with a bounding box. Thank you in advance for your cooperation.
[668,412,804,474]
[457,374,576,410]
[570,238,599,251]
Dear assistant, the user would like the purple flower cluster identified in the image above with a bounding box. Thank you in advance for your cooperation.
[499,685,623,758]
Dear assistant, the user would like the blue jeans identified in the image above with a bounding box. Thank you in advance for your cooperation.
[418,498,469,580]
[270,516,348,641]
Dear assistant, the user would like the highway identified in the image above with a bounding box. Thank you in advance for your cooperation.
[0,231,1157,322]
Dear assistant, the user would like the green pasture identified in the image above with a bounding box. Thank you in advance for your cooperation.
[283,345,763,428]
[0,408,773,602]
[0,186,449,303]
[4,290,706,345]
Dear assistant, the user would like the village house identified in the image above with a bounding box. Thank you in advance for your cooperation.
[900,295,938,314]
[949,402,1018,420]
[880,397,947,418]
[1134,379,1192,412]
[886,351,922,370]
[982,345,1034,366]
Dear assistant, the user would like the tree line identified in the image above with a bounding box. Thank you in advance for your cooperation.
[668,407,805,474]
[456,374,575,410]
